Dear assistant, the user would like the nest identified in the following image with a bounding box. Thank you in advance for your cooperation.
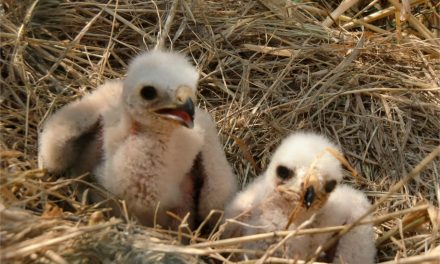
[1,0,439,263]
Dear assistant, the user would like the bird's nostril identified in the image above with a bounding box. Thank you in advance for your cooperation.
[140,85,157,100]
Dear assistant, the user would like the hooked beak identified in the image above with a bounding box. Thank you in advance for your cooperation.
[303,185,316,209]
[302,180,337,209]
[155,97,195,128]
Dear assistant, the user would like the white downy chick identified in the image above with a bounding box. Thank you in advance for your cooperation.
[39,50,237,229]
[224,132,375,263]
[224,132,342,235]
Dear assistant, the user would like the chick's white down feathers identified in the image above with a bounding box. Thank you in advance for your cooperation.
[224,132,375,263]
[39,50,237,229]
[225,132,343,219]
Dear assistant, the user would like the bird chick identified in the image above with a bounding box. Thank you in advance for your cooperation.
[224,132,342,233]
[224,132,375,263]
[39,50,237,230]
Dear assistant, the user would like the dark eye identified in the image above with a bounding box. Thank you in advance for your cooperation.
[140,85,157,100]
[324,179,337,193]
[276,165,294,180]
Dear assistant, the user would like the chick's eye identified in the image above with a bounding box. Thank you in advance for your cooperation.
[140,85,157,100]
[276,165,294,180]
[324,179,337,193]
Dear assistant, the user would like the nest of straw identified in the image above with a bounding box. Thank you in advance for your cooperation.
[1,0,439,263]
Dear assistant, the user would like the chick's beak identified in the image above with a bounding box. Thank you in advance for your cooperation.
[155,97,195,128]
[302,178,336,210]
[177,98,195,128]
[303,186,316,209]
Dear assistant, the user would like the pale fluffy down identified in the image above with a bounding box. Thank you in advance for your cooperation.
[224,132,375,263]
[224,174,273,219]
[39,50,237,229]
[38,80,121,175]
[240,185,376,264]
[223,173,273,237]
[224,132,343,235]
[265,132,343,187]
[310,185,376,264]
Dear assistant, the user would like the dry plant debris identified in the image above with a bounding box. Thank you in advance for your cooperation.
[1,0,439,263]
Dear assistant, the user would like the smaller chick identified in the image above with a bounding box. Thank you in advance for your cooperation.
[224,132,375,263]
[224,132,343,235]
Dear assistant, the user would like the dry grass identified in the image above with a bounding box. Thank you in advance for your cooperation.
[1,0,440,263]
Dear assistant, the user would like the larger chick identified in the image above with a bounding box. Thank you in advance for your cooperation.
[225,132,375,263]
[39,50,237,229]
